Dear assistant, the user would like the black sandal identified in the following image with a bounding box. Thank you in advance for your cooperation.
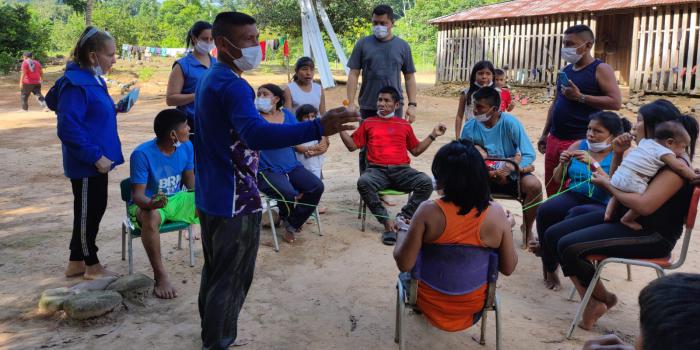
[381,231,397,246]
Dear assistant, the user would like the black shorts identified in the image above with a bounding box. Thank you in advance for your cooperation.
[489,173,534,198]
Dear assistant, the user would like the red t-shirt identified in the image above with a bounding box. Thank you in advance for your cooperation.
[21,60,42,84]
[499,87,512,111]
[351,117,420,166]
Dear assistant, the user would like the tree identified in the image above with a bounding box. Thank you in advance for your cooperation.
[0,3,52,72]
[86,0,93,25]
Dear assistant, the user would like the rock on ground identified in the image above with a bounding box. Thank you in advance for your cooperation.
[70,276,118,293]
[107,273,154,303]
[63,290,123,320]
[38,287,76,314]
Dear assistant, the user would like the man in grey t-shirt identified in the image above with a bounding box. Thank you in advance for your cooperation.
[347,5,417,123]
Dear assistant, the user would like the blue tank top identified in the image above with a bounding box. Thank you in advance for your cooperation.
[259,109,302,174]
[551,59,604,140]
[174,53,216,119]
[567,140,612,203]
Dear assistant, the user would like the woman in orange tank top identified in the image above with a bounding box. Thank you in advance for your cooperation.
[394,140,518,332]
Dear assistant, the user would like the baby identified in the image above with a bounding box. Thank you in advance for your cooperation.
[607,121,696,230]
[475,144,533,185]
[294,104,329,179]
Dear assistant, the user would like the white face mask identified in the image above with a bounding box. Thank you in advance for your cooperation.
[474,81,492,88]
[373,25,389,40]
[378,111,395,119]
[195,40,215,55]
[588,140,611,153]
[474,107,494,123]
[171,132,182,148]
[222,37,262,71]
[255,97,274,113]
[92,53,104,76]
[561,43,587,64]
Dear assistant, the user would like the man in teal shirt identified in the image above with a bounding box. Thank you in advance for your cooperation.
[461,86,542,247]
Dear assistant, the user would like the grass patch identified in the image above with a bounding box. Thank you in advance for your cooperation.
[137,66,156,82]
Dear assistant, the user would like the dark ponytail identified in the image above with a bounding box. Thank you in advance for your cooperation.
[71,26,113,68]
[678,114,699,159]
[186,21,213,49]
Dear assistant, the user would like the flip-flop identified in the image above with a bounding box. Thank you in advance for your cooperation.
[381,231,397,246]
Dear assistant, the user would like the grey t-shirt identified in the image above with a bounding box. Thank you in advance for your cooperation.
[347,35,416,110]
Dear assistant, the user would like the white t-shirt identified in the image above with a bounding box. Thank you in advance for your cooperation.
[288,81,322,114]
[610,138,673,193]
[295,140,324,179]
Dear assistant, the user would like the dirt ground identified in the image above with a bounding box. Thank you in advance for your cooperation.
[1,58,700,350]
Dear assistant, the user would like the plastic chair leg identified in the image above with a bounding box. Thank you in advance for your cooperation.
[361,202,367,232]
[568,286,577,301]
[187,226,195,267]
[358,198,363,219]
[121,223,126,261]
[626,264,632,281]
[268,198,280,252]
[567,263,606,338]
[655,267,665,278]
[315,208,322,236]
[480,305,488,345]
[394,282,401,344]
[397,281,406,350]
[495,295,502,350]
[128,233,134,275]
[177,230,183,250]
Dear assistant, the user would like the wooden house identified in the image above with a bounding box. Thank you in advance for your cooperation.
[431,0,700,95]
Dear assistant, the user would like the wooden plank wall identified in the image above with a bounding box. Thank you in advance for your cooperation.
[435,4,700,94]
[630,4,700,94]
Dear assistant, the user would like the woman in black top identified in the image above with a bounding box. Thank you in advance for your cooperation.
[544,102,698,330]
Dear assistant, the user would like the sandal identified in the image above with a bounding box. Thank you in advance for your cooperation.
[381,231,397,246]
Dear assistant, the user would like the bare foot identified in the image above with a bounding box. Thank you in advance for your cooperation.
[544,271,561,291]
[318,207,327,214]
[380,195,397,206]
[185,230,200,240]
[579,298,608,330]
[229,338,251,347]
[282,227,296,243]
[153,276,178,299]
[528,239,542,256]
[621,218,642,231]
[65,261,86,277]
[83,264,119,280]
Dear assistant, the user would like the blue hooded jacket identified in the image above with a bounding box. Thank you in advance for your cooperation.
[47,62,124,179]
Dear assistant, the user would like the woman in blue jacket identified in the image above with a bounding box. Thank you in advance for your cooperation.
[47,26,123,279]
[166,21,216,132]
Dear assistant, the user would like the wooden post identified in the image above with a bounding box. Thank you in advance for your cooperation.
[670,5,681,92]
[651,7,663,91]
[660,6,672,92]
[678,4,689,93]
[686,3,698,93]
[630,9,641,91]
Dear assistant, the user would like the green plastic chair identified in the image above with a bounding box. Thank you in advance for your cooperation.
[261,194,322,252]
[120,178,195,275]
[359,189,409,232]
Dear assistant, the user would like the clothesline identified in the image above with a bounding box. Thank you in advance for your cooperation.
[120,44,187,58]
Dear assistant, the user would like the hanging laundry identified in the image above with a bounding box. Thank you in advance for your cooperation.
[282,36,289,58]
[260,41,266,61]
[273,38,280,50]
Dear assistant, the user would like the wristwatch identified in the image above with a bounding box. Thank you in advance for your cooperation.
[408,102,417,107]
[429,134,436,141]
[578,94,586,104]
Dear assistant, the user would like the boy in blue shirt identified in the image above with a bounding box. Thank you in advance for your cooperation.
[461,86,542,248]
[129,109,197,299]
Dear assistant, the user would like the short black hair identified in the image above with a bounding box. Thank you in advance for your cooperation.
[212,11,256,38]
[154,109,188,140]
[589,111,631,137]
[372,5,394,21]
[564,24,595,43]
[432,140,491,216]
[259,83,285,110]
[494,68,505,76]
[655,120,689,142]
[293,56,315,82]
[186,21,213,49]
[378,86,400,103]
[23,52,33,58]
[678,114,699,159]
[639,100,682,140]
[472,86,501,110]
[296,104,318,122]
[639,273,700,350]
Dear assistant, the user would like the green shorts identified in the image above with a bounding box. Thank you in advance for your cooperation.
[128,191,199,230]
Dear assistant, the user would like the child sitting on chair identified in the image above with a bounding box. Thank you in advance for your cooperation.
[129,109,198,299]
[607,120,696,230]
[294,104,329,213]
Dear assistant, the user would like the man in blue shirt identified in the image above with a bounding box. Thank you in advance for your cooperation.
[461,86,542,248]
[129,109,198,299]
[195,12,359,350]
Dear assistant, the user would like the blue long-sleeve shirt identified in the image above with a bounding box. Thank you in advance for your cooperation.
[460,112,535,167]
[48,62,124,179]
[194,62,323,217]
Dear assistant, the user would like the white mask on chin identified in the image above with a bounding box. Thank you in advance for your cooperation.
[378,110,395,119]
[588,140,611,152]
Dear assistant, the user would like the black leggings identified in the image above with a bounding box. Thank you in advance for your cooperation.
[536,191,606,273]
[544,211,675,287]
[69,173,108,266]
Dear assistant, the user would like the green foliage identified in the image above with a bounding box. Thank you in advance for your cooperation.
[136,66,155,81]
[0,3,52,72]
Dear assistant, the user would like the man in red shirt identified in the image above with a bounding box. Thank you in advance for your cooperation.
[19,52,47,111]
[340,86,446,245]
